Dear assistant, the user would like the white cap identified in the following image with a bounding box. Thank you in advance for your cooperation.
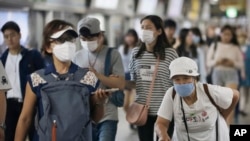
[50,26,78,39]
[169,57,199,79]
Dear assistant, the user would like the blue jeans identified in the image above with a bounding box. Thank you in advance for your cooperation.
[93,120,118,141]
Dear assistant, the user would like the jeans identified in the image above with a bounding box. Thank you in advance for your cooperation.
[93,120,118,141]
[138,115,174,141]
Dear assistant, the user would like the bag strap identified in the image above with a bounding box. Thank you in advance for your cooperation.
[202,84,222,113]
[104,48,113,76]
[145,57,160,107]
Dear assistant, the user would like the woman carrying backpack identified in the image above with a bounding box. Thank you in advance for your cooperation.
[155,57,239,141]
[14,20,109,141]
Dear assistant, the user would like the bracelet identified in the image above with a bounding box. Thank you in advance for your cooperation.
[0,123,6,130]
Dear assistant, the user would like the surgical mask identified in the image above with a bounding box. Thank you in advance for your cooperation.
[53,41,76,62]
[140,30,155,44]
[192,35,200,44]
[80,40,98,52]
[174,82,194,97]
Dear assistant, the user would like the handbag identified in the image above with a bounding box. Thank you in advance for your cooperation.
[126,57,160,126]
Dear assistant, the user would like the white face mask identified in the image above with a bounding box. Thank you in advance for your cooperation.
[53,41,76,62]
[140,30,155,44]
[80,40,98,52]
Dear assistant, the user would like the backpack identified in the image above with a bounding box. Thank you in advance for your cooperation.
[104,48,124,107]
[172,83,222,114]
[36,68,92,141]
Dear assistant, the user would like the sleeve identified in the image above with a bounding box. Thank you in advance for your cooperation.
[129,48,137,81]
[111,49,125,76]
[157,87,174,121]
[32,49,45,70]
[80,71,100,94]
[0,61,11,91]
[207,84,233,109]
[28,72,47,95]
[206,43,217,68]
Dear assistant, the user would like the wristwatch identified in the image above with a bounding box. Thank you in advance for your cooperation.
[0,123,6,130]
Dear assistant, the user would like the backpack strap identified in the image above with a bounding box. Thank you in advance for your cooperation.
[203,84,222,113]
[104,48,113,76]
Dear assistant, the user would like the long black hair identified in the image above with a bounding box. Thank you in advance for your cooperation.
[218,24,239,46]
[176,28,197,58]
[123,29,138,55]
[135,15,170,60]
[191,27,205,45]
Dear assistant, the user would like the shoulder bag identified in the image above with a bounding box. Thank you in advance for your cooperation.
[126,57,160,126]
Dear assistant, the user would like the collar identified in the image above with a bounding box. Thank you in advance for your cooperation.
[44,62,78,75]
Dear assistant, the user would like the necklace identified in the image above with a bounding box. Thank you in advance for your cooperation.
[88,51,100,68]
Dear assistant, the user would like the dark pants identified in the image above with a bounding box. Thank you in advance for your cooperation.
[5,99,35,141]
[138,115,174,141]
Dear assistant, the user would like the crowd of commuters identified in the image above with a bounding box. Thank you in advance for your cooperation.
[0,14,248,141]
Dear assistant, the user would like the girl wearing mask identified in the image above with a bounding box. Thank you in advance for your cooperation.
[14,20,109,141]
[206,25,245,125]
[156,57,239,141]
[127,15,178,141]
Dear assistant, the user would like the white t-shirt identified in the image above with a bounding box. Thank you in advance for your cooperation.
[5,53,22,99]
[117,45,133,73]
[158,82,233,141]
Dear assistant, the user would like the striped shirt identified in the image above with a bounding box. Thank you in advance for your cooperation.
[129,47,178,115]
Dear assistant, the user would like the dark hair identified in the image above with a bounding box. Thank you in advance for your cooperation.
[218,24,239,46]
[177,28,197,58]
[135,15,170,60]
[164,19,177,29]
[191,27,205,45]
[123,29,138,55]
[1,21,20,33]
[41,19,74,57]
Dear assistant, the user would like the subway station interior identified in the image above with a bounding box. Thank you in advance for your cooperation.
[0,0,250,141]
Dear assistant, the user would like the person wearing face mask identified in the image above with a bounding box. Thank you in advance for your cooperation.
[14,19,109,141]
[155,57,239,141]
[126,15,178,141]
[73,17,125,141]
[191,27,208,83]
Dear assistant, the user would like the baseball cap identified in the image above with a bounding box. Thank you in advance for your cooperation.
[169,57,199,79]
[50,26,78,39]
[77,17,102,37]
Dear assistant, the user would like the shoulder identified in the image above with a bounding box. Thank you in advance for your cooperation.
[131,47,140,55]
[80,70,99,88]
[29,69,47,87]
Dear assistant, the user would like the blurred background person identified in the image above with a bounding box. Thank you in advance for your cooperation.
[205,25,217,47]
[236,29,250,117]
[191,27,208,83]
[206,24,245,125]
[164,19,177,47]
[118,29,138,130]
[176,28,197,60]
